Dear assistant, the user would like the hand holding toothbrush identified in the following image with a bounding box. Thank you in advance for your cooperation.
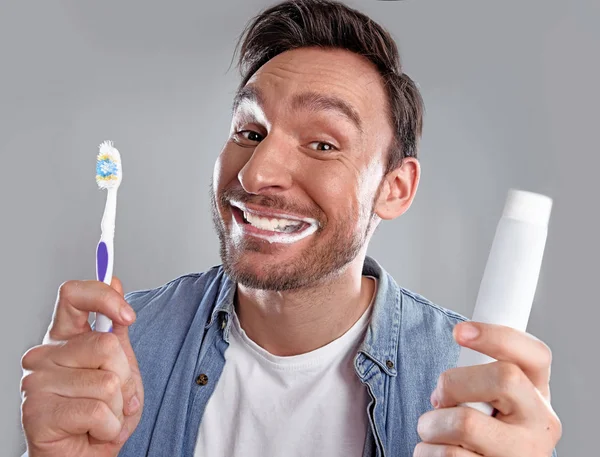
[20,141,143,456]
[20,278,144,457]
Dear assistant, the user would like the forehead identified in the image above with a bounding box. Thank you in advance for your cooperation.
[239,47,390,130]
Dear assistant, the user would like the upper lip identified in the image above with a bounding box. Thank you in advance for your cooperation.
[229,200,317,223]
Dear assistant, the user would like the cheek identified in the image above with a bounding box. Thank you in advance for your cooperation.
[356,159,385,210]
[304,165,363,222]
[315,162,381,225]
[212,155,225,191]
[213,145,248,191]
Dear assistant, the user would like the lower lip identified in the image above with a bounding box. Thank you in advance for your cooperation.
[230,206,318,244]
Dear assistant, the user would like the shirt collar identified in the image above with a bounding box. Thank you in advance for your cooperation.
[208,256,401,375]
[207,268,236,335]
[357,256,400,377]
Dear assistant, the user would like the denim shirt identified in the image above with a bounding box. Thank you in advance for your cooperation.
[115,255,471,457]
[18,257,558,456]
[20,255,559,457]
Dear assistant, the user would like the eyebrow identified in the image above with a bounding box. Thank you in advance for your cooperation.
[232,86,364,134]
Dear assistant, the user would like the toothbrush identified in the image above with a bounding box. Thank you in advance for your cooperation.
[94,140,123,333]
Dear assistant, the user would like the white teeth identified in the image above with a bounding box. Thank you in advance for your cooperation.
[243,211,302,232]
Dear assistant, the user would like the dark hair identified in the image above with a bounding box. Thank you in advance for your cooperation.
[234,0,424,171]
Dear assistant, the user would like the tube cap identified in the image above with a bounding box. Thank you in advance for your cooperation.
[502,189,553,227]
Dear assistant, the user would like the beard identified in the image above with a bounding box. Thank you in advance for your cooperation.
[210,182,374,291]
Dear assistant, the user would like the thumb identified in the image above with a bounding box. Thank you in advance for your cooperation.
[110,276,124,297]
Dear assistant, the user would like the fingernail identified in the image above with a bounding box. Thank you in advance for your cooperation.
[117,423,129,444]
[430,391,439,408]
[128,395,140,415]
[460,323,480,341]
[120,306,135,323]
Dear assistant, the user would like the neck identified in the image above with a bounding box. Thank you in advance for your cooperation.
[235,254,375,356]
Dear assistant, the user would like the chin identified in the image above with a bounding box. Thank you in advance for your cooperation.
[223,259,310,291]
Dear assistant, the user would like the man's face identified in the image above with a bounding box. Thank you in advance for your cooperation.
[211,47,394,291]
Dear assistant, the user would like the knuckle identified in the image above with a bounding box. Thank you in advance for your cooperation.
[50,397,73,427]
[100,371,122,396]
[21,345,46,370]
[412,442,426,457]
[455,407,477,437]
[57,280,79,302]
[89,399,112,423]
[21,395,40,426]
[122,375,137,398]
[414,443,459,457]
[98,286,122,312]
[97,288,113,308]
[416,414,426,439]
[496,361,523,393]
[435,446,459,457]
[443,447,462,457]
[94,331,120,356]
[436,370,453,399]
[548,411,563,442]
[538,340,553,367]
[20,371,39,395]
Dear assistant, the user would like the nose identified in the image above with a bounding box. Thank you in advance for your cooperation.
[238,135,293,195]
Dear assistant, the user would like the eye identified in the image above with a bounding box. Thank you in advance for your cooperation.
[307,141,337,152]
[232,130,264,146]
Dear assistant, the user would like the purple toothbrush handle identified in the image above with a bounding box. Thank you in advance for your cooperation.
[96,241,109,283]
[95,241,112,332]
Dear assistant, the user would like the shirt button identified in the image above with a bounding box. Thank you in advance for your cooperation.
[196,374,209,386]
[386,360,394,369]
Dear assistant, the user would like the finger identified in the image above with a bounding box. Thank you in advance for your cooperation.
[21,344,55,372]
[59,398,122,443]
[27,394,122,443]
[110,276,124,296]
[432,361,540,418]
[22,334,139,417]
[413,442,481,457]
[98,278,135,375]
[108,277,143,414]
[21,367,124,422]
[417,406,520,456]
[46,278,135,342]
[453,322,552,398]
[110,322,142,416]
[50,332,132,382]
[54,331,140,416]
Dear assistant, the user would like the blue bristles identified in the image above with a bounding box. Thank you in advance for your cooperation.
[97,157,119,178]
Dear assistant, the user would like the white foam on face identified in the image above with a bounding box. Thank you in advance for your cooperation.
[230,200,318,225]
[230,99,271,135]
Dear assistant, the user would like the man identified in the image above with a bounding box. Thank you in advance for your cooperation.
[20,0,562,456]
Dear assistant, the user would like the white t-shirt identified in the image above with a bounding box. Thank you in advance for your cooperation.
[194,282,376,457]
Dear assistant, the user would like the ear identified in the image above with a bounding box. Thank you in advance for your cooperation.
[374,157,420,220]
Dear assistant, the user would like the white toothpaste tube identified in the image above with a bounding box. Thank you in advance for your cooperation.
[456,189,553,415]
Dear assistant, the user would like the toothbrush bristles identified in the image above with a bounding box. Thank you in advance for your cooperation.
[96,140,122,189]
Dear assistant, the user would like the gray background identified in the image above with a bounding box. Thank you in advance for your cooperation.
[1,0,597,455]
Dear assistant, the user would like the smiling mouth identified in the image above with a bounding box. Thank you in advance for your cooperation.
[229,201,319,242]
[231,205,307,233]
[241,209,304,233]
